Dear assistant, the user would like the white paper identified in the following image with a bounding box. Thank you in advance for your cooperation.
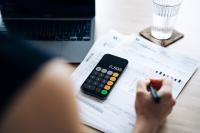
[71,31,198,133]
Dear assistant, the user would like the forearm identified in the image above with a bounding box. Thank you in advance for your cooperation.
[0,61,81,133]
[133,118,159,133]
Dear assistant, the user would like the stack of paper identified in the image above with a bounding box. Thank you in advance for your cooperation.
[71,31,198,133]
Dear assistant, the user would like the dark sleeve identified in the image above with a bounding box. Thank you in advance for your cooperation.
[0,32,55,117]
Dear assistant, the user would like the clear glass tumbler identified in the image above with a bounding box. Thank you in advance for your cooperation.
[151,0,182,40]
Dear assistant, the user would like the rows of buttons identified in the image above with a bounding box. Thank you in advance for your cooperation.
[82,66,120,96]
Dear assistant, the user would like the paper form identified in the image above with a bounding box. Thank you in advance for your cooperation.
[110,36,198,98]
[71,31,198,133]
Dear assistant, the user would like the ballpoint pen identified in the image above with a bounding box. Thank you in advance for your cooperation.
[149,84,161,103]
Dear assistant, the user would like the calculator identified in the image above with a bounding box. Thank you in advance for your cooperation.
[81,54,128,100]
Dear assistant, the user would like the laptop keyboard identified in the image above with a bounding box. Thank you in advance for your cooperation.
[4,20,92,41]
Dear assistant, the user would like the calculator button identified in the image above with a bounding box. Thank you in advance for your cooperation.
[89,75,96,79]
[101,69,107,73]
[107,71,113,75]
[96,67,102,71]
[104,85,111,90]
[93,81,98,86]
[107,81,114,86]
[86,79,93,84]
[99,83,104,88]
[96,77,101,81]
[83,84,89,88]
[96,88,101,93]
[99,73,105,77]
[83,84,95,90]
[92,71,99,75]
[104,75,110,79]
[113,73,119,77]
[110,77,116,82]
[87,85,96,90]
[102,79,107,84]
[101,90,108,95]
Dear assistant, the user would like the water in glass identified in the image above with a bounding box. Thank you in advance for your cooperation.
[151,0,182,40]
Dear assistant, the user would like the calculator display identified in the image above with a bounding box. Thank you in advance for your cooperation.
[81,54,128,100]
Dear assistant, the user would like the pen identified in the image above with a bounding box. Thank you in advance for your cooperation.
[149,84,161,103]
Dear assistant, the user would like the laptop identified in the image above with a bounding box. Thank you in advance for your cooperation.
[0,0,95,63]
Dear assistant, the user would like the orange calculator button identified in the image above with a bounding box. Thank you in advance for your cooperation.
[107,81,114,86]
[104,85,111,90]
[112,72,119,77]
[110,77,116,82]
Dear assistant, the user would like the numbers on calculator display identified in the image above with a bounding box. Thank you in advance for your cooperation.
[109,65,123,72]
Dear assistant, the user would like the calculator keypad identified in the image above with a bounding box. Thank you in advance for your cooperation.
[82,66,120,97]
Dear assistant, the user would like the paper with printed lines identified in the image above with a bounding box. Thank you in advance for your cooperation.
[71,30,198,133]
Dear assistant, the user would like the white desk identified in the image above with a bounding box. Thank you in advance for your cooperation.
[95,0,200,62]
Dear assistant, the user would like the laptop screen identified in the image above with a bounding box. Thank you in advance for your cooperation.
[0,0,95,18]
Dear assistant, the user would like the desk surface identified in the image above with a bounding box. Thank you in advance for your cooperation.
[82,0,200,132]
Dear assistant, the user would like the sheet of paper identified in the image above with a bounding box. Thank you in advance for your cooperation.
[110,36,198,98]
[71,31,198,133]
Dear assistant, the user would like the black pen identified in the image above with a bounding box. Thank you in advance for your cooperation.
[149,84,161,103]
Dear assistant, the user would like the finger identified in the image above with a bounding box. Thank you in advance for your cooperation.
[166,99,176,115]
[136,79,150,93]
[136,80,150,98]
[158,79,173,99]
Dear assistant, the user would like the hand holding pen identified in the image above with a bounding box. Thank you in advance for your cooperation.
[134,79,176,133]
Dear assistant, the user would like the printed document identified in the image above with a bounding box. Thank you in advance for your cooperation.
[71,31,198,133]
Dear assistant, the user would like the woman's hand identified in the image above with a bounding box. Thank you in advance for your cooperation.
[134,79,176,133]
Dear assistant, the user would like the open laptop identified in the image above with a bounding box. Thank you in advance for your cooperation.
[0,0,95,63]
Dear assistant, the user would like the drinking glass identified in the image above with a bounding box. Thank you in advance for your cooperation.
[151,0,182,40]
